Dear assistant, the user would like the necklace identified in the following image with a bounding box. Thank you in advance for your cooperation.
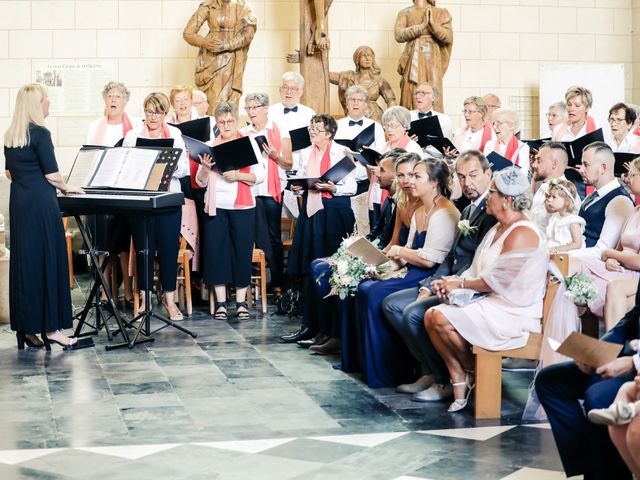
[423,194,441,227]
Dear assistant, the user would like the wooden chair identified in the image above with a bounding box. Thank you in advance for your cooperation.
[63,217,74,290]
[281,217,295,252]
[176,236,192,316]
[472,253,569,419]
[247,247,268,314]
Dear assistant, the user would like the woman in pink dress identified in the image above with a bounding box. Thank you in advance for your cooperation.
[579,158,640,331]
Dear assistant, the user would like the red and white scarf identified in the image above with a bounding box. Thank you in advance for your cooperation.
[266,122,283,203]
[495,135,521,165]
[306,143,332,217]
[555,115,597,140]
[92,112,133,145]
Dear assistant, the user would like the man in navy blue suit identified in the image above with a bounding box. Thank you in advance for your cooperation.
[535,283,640,480]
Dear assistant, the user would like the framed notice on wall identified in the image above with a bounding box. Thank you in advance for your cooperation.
[33,62,115,116]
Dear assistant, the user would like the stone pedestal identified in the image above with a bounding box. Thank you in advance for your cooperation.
[0,214,8,324]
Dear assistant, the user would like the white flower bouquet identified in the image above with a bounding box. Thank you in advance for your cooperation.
[457,219,479,237]
[564,273,597,306]
[317,236,389,299]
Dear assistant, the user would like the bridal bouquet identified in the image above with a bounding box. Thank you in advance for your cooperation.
[318,236,389,299]
[564,273,597,306]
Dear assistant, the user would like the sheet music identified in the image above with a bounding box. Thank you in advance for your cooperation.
[117,148,157,189]
[90,148,128,187]
[67,149,104,187]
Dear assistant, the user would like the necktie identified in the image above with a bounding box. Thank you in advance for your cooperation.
[582,191,600,211]
[349,119,363,127]
[465,204,476,220]
[284,106,298,114]
[418,111,433,118]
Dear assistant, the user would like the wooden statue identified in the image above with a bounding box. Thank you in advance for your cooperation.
[394,0,452,112]
[183,0,257,114]
[330,46,397,123]
[287,0,332,113]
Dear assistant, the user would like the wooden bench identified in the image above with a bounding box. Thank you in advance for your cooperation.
[472,253,569,419]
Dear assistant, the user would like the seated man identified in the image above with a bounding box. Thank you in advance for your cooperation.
[382,150,496,401]
[280,149,404,345]
[572,141,634,260]
[534,282,640,480]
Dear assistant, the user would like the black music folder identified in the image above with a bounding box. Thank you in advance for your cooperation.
[290,126,311,151]
[182,135,258,173]
[349,147,382,167]
[136,137,175,148]
[334,123,376,151]
[254,135,269,151]
[169,116,211,142]
[424,135,458,155]
[408,116,444,147]
[523,137,551,153]
[287,156,356,189]
[614,152,638,176]
[563,128,605,167]
[486,151,519,172]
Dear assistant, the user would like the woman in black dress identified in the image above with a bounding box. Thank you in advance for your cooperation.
[4,83,84,350]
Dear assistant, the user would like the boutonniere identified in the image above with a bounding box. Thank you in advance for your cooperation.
[458,219,479,237]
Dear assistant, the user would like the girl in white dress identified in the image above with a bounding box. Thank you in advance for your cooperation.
[544,178,585,253]
[425,167,549,412]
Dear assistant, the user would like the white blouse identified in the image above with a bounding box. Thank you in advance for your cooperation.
[297,141,357,197]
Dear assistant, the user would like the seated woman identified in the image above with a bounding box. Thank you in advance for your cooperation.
[578,158,640,331]
[196,101,265,319]
[483,108,530,174]
[425,167,548,412]
[354,157,459,388]
[123,92,189,321]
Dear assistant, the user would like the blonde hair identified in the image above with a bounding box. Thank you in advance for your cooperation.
[169,85,193,105]
[463,96,487,117]
[492,107,519,131]
[143,92,171,114]
[4,83,47,148]
[565,86,593,109]
[546,178,579,213]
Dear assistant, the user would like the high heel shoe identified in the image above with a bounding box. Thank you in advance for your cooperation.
[162,295,184,321]
[16,332,44,350]
[448,373,475,413]
[42,331,79,352]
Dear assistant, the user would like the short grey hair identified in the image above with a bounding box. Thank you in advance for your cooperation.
[214,101,238,118]
[345,85,369,102]
[511,192,533,211]
[102,81,130,101]
[549,101,567,116]
[382,106,412,130]
[192,89,207,101]
[244,92,270,107]
[281,72,304,89]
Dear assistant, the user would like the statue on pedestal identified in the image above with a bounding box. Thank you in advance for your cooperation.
[330,46,397,123]
[183,0,257,114]
[394,0,452,112]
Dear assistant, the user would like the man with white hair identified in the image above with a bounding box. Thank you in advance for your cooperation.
[483,93,501,122]
[192,89,209,118]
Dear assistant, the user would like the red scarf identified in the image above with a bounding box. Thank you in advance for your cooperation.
[142,121,171,140]
[318,142,332,199]
[267,122,283,203]
[229,132,254,208]
[556,115,597,140]
[479,122,493,152]
[496,135,521,165]
[93,112,133,145]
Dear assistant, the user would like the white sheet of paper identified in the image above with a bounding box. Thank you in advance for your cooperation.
[117,148,157,189]
[67,149,104,187]
[90,148,128,187]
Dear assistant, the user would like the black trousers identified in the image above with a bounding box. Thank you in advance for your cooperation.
[255,196,285,288]
[202,207,256,288]
[129,209,182,292]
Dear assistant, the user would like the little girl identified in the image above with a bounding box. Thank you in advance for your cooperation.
[544,178,585,253]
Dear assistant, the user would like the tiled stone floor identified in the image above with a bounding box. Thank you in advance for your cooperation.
[0,280,566,479]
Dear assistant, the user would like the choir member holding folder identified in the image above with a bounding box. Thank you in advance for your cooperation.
[123,92,189,321]
[86,81,140,309]
[483,108,530,174]
[240,92,293,303]
[410,82,453,160]
[452,96,495,155]
[195,101,265,320]
[552,86,599,142]
[287,114,357,278]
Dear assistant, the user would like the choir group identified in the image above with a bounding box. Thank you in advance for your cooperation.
[7,74,640,479]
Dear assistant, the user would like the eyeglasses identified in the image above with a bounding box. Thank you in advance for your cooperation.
[281,86,300,93]
[462,109,481,115]
[383,123,403,130]
[216,119,236,126]
[491,120,510,127]
[144,110,164,118]
[414,90,433,97]
[622,172,640,182]
[546,113,562,119]
[307,126,327,134]
[347,97,366,104]
[107,94,124,100]
[244,105,265,111]
[608,117,627,125]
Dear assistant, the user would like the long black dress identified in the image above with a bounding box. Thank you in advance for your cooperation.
[5,124,72,335]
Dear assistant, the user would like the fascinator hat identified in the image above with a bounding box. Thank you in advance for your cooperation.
[494,166,529,196]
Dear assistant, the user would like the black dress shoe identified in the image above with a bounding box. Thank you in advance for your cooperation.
[298,334,330,349]
[280,326,314,343]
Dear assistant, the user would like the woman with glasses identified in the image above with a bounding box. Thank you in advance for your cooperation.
[287,114,357,278]
[123,92,189,321]
[380,106,423,156]
[578,158,640,331]
[240,92,292,304]
[483,108,530,174]
[452,96,495,155]
[546,102,567,137]
[605,103,639,153]
[552,86,599,142]
[196,101,265,320]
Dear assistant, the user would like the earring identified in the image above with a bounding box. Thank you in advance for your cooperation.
[502,202,507,209]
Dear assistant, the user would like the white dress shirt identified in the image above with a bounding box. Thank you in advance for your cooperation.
[551,120,600,142]
[335,116,386,182]
[453,126,496,154]
[483,139,531,174]
[268,102,315,172]
[571,178,635,258]
[122,124,189,193]
[606,131,640,153]
[240,119,290,197]
[410,109,453,138]
[86,116,143,147]
[297,141,357,197]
